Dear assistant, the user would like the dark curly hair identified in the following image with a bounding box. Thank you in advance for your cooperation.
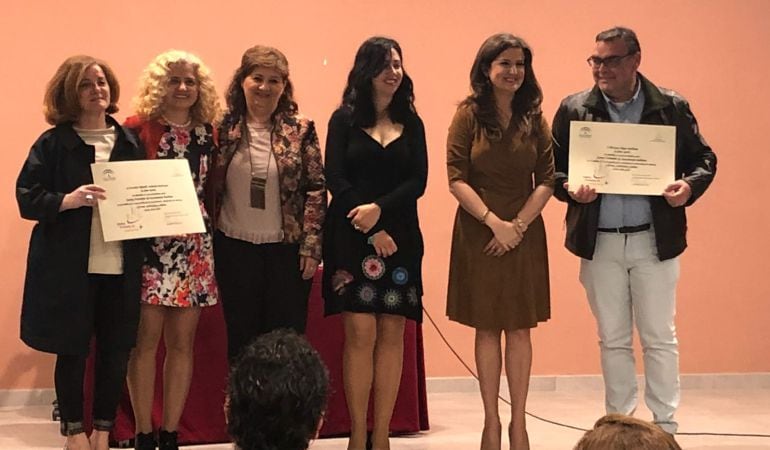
[223,45,298,130]
[462,33,543,139]
[340,36,417,128]
[226,330,329,450]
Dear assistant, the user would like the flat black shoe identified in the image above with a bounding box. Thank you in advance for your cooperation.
[135,431,156,450]
[158,429,178,450]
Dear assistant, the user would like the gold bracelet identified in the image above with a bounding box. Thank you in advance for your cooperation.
[479,208,490,224]
[514,216,528,232]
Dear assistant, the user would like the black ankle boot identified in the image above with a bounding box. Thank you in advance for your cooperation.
[158,429,178,450]
[134,431,156,450]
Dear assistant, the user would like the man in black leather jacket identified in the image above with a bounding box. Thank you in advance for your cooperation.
[552,26,716,435]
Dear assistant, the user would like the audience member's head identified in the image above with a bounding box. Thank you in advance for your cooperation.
[574,414,682,450]
[226,329,329,450]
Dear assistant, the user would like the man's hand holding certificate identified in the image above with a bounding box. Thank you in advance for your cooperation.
[91,159,205,242]
[567,121,676,196]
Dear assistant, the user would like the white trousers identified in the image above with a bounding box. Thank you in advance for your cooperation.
[580,229,680,433]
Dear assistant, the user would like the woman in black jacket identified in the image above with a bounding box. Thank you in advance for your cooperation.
[16,55,144,450]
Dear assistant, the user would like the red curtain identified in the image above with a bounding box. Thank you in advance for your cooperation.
[84,269,429,445]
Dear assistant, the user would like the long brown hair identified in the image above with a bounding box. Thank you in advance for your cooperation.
[462,33,542,139]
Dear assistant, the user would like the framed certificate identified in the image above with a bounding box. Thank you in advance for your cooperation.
[567,121,676,195]
[91,159,205,242]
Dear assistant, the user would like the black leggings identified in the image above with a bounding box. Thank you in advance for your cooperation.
[55,275,132,436]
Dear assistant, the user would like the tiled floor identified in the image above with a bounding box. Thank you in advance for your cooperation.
[2,388,769,449]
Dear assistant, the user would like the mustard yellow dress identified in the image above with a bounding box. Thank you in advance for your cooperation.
[446,104,554,330]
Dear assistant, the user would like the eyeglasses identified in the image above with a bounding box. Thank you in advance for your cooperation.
[586,52,636,68]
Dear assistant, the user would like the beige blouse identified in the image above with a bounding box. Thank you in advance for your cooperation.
[74,126,123,274]
[218,125,283,244]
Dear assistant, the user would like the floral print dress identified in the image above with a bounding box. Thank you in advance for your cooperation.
[138,120,218,307]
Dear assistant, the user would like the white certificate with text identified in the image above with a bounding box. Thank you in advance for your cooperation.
[567,121,676,195]
[91,159,205,242]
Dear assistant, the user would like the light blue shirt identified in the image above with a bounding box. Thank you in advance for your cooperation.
[598,78,653,228]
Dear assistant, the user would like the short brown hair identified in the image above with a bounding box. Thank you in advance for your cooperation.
[595,26,641,54]
[43,55,120,125]
[224,45,298,126]
[574,414,681,450]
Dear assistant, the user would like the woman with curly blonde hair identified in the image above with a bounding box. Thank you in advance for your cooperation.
[124,49,221,450]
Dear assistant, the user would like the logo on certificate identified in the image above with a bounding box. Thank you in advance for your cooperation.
[579,126,592,138]
[126,206,142,225]
[101,169,116,181]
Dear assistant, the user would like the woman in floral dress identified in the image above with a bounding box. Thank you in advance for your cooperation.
[124,50,220,450]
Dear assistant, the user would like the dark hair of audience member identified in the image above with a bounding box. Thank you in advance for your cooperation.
[226,329,329,450]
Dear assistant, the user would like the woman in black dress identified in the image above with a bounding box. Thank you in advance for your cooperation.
[323,36,427,450]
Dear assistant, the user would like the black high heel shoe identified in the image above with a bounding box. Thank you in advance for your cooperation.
[134,431,157,450]
[158,429,178,450]
[366,431,373,450]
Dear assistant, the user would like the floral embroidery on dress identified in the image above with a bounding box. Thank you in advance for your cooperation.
[383,289,402,309]
[392,267,409,285]
[320,107,424,321]
[362,255,386,280]
[332,269,354,295]
[357,283,377,304]
[407,286,419,306]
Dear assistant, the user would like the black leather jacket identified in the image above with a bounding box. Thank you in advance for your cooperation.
[552,74,716,260]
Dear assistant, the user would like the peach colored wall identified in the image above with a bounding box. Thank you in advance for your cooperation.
[1,0,768,390]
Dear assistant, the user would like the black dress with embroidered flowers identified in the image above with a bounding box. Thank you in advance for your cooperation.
[322,108,427,322]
